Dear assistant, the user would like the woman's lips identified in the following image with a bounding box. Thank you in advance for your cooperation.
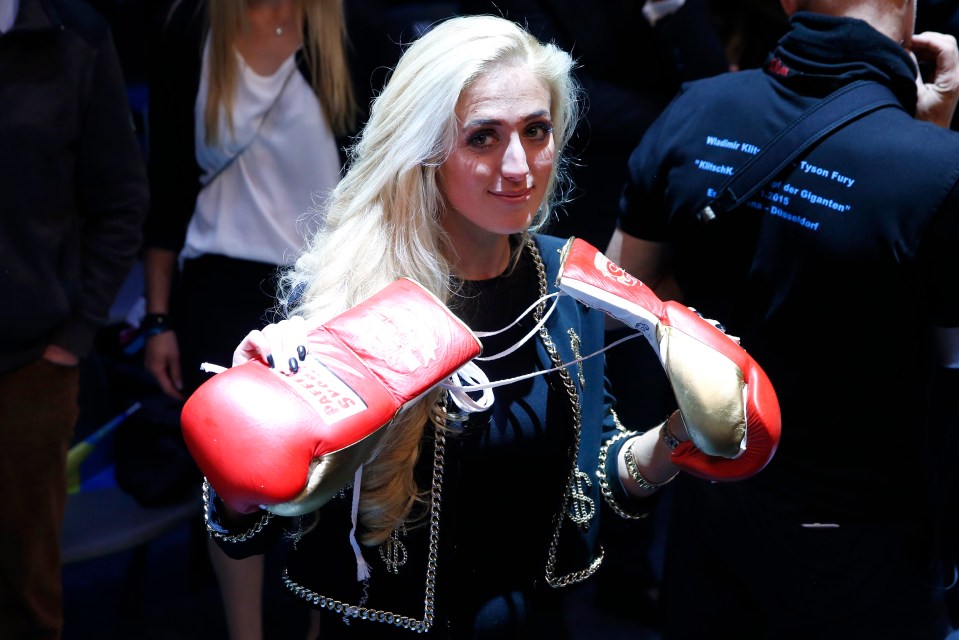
[491,188,532,201]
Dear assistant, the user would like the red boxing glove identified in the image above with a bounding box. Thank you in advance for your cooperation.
[181,278,482,515]
[556,237,781,481]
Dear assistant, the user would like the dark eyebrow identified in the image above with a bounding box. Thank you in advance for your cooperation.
[463,118,499,129]
[462,110,552,129]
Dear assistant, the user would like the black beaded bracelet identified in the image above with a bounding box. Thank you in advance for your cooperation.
[140,312,173,337]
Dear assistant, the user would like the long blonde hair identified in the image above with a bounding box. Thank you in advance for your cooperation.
[280,14,580,545]
[204,0,356,144]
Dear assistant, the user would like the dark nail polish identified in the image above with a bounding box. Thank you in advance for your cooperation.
[297,345,307,361]
[267,354,275,369]
[288,357,299,373]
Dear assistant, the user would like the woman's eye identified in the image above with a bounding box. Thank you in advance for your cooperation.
[527,123,553,140]
[467,131,494,147]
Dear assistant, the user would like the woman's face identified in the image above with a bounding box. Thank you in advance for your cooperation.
[438,65,555,241]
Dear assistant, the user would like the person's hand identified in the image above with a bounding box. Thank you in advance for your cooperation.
[910,31,959,128]
[232,315,309,374]
[42,344,79,367]
[144,330,184,400]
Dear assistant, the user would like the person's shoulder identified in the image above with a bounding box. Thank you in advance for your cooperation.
[653,69,765,122]
[913,116,959,140]
[679,68,764,98]
[528,234,566,278]
[533,233,569,253]
[881,110,959,157]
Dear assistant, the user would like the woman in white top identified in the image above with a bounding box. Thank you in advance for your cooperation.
[142,0,390,637]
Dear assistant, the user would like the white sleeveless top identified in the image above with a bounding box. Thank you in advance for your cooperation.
[183,37,341,266]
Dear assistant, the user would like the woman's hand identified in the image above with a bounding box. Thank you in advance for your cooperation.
[233,315,309,374]
[144,331,184,400]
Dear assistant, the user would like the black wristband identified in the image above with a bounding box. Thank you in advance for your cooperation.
[140,312,173,337]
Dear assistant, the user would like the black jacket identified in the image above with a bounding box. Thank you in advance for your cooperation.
[621,12,959,515]
[0,0,149,375]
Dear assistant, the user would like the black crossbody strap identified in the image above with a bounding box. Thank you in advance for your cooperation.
[698,80,901,223]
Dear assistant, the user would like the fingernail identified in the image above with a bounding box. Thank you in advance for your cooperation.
[716,323,726,333]
[267,354,275,369]
[297,345,307,361]
[288,357,299,373]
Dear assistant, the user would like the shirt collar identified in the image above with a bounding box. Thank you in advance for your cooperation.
[767,11,918,114]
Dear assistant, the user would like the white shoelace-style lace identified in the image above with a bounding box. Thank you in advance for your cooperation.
[438,291,642,414]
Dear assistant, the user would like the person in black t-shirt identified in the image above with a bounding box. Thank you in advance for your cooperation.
[610,0,959,637]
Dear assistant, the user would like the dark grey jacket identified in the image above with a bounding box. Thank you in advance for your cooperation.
[0,0,148,374]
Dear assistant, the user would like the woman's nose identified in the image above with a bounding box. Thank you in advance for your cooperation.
[501,133,530,181]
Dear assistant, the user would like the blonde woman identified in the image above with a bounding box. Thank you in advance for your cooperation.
[142,0,392,638]
[199,15,713,638]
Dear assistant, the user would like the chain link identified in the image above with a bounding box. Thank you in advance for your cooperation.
[526,238,605,589]
[596,429,652,520]
[202,478,274,543]
[283,406,450,633]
